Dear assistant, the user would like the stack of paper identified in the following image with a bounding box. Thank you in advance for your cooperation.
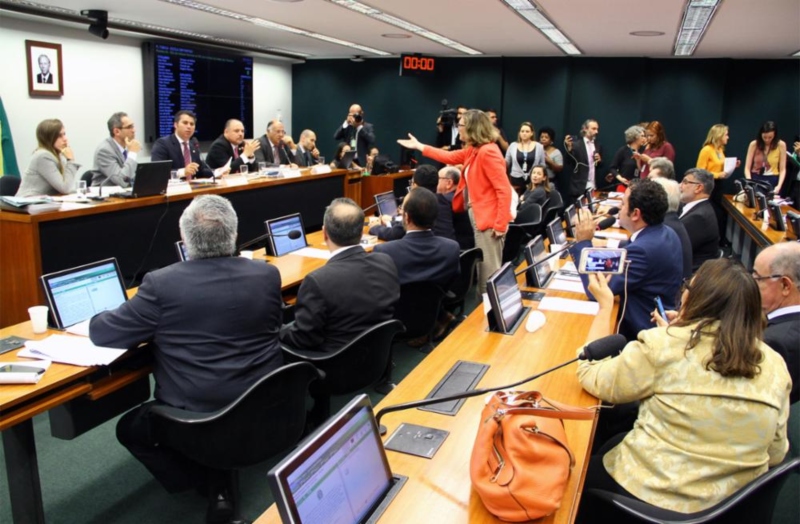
[18,335,126,366]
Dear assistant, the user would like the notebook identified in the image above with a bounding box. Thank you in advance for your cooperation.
[268,394,406,524]
[264,213,308,257]
[40,258,128,332]
[116,160,172,198]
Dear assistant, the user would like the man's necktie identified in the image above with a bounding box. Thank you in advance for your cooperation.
[123,150,128,160]
[183,141,192,167]
[306,151,312,166]
[233,146,239,159]
[273,145,281,164]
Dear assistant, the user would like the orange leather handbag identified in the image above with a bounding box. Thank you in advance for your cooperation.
[470,391,596,522]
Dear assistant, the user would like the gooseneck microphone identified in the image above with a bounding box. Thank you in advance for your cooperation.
[237,229,302,252]
[375,333,628,434]
[596,216,617,231]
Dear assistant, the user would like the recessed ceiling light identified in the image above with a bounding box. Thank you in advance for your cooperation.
[382,33,411,39]
[350,56,365,62]
[630,31,665,37]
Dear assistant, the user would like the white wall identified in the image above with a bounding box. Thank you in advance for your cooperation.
[0,17,293,175]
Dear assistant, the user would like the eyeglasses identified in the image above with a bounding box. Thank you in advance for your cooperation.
[438,176,450,180]
[121,124,135,130]
[680,179,702,186]
[680,278,693,293]
[751,272,786,282]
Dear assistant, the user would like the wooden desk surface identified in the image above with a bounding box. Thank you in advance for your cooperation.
[255,284,609,524]
[723,195,797,246]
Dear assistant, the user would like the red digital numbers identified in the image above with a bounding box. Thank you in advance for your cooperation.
[403,56,435,72]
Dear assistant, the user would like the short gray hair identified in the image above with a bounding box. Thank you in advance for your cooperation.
[323,198,364,247]
[768,242,800,291]
[683,168,715,195]
[652,177,681,213]
[624,125,645,144]
[107,112,127,136]
[649,157,675,179]
[179,195,238,259]
[442,166,460,184]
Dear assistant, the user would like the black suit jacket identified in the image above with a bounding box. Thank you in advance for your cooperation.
[334,122,375,163]
[563,137,604,198]
[280,247,400,353]
[206,135,253,172]
[764,311,800,404]
[89,257,284,412]
[663,211,693,279]
[254,135,295,166]
[150,134,214,178]
[368,194,458,243]
[680,200,720,271]
[36,73,53,84]
[294,146,319,167]
[373,230,460,287]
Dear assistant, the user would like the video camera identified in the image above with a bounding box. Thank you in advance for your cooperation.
[439,99,457,127]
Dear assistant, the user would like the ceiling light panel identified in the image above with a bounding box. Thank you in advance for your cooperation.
[499,0,581,55]
[674,0,721,56]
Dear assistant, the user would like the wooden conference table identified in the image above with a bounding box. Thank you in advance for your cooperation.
[722,195,798,268]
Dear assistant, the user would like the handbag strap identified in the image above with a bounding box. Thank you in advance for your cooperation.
[492,391,597,421]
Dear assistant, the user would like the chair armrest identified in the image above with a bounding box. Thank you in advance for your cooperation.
[149,404,221,424]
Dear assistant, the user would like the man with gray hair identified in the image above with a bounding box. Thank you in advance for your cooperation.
[90,194,284,516]
[92,111,142,187]
[652,177,692,278]
[753,242,800,403]
[647,157,675,179]
[678,168,720,271]
[281,197,399,353]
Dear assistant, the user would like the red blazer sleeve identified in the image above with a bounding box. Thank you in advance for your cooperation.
[422,145,470,165]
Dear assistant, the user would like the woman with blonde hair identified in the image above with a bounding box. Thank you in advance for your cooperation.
[696,123,739,244]
[16,119,80,197]
[578,258,790,517]
[398,109,512,292]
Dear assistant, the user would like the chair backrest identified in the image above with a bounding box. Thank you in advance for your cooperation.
[445,247,483,305]
[81,171,95,186]
[395,281,447,339]
[149,362,321,470]
[515,203,543,239]
[284,319,405,395]
[541,190,564,225]
[0,176,21,196]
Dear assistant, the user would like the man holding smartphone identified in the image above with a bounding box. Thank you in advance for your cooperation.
[568,179,683,340]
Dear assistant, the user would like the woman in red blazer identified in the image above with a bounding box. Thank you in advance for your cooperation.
[398,109,512,292]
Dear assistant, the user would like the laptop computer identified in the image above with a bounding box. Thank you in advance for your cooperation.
[268,394,407,524]
[116,160,172,198]
[264,213,308,256]
[374,191,399,218]
[546,217,568,259]
[486,261,528,334]
[563,204,577,238]
[40,258,128,332]
[523,235,555,289]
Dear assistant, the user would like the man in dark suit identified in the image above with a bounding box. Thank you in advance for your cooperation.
[678,168,720,271]
[150,110,217,179]
[205,118,261,173]
[89,195,284,519]
[564,119,604,199]
[36,54,53,84]
[333,103,375,165]
[439,166,475,249]
[653,177,693,279]
[570,179,682,340]
[368,164,457,243]
[254,119,298,167]
[280,197,400,353]
[294,129,321,167]
[374,187,460,287]
[753,242,800,404]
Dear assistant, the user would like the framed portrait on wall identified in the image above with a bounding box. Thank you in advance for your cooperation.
[26,40,64,97]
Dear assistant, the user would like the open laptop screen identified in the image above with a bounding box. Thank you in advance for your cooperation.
[269,395,394,524]
[40,258,127,329]
[374,191,398,218]
[265,213,308,257]
[486,261,525,333]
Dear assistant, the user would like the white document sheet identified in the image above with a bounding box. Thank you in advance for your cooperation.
[537,297,599,316]
[291,247,332,260]
[18,335,126,366]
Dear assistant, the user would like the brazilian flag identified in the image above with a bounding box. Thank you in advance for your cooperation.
[0,96,20,177]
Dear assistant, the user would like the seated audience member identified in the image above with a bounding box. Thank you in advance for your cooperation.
[89,195,284,519]
[280,198,400,353]
[652,178,693,279]
[374,187,460,287]
[578,260,790,515]
[150,110,216,179]
[569,179,682,340]
[329,142,360,170]
[365,146,380,172]
[638,121,676,178]
[518,165,552,210]
[16,118,80,197]
[369,164,457,242]
[678,168,720,272]
[608,125,646,192]
[753,242,800,404]
[254,120,297,167]
[92,112,140,188]
[294,129,321,167]
[206,119,260,172]
[538,126,564,183]
[646,157,675,179]
[437,166,475,250]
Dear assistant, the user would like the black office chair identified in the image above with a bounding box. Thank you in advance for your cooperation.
[80,170,95,187]
[503,203,543,263]
[148,362,322,524]
[0,175,21,196]
[442,247,483,319]
[394,281,448,353]
[534,190,564,238]
[282,319,406,422]
[583,457,800,524]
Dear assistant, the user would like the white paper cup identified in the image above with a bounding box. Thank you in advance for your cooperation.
[28,305,49,334]
[239,250,254,260]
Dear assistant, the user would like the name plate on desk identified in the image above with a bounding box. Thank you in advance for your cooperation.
[166,182,193,196]
[311,164,332,175]
[222,175,249,187]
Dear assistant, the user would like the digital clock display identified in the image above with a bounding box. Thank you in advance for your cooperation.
[399,54,435,76]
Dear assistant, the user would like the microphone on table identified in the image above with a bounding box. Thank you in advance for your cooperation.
[374,333,628,434]
[86,171,115,201]
[362,196,403,215]
[237,229,302,252]
[596,216,617,231]
[513,241,577,277]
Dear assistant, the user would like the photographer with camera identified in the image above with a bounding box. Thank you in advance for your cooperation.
[334,103,375,164]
